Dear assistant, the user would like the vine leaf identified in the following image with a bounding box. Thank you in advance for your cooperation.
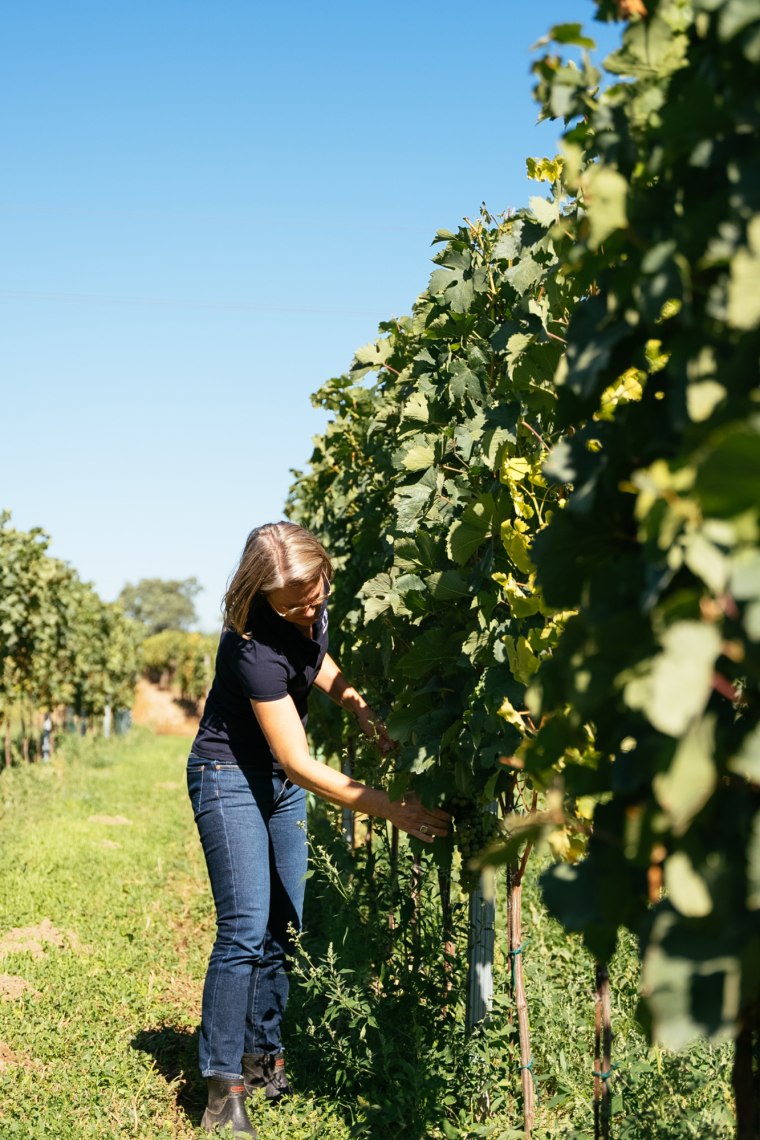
[653,715,717,835]
[727,213,760,330]
[625,623,721,737]
[447,494,496,566]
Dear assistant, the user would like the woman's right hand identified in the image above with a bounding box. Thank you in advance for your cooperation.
[388,791,451,844]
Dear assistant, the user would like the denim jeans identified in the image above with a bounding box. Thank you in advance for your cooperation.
[187,754,308,1080]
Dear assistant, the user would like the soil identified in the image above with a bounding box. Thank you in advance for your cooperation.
[0,975,41,1001]
[132,677,200,737]
[0,1041,36,1068]
[0,919,70,960]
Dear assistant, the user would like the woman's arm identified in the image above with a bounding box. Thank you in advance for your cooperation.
[251,695,450,843]
[313,653,394,754]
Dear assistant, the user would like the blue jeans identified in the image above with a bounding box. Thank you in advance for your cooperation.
[187,755,308,1080]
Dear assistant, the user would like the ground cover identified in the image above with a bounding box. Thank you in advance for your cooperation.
[0,731,736,1138]
[0,731,351,1139]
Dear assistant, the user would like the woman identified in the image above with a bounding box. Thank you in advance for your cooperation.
[187,521,450,1136]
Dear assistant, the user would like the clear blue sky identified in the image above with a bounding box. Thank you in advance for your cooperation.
[2,1,621,632]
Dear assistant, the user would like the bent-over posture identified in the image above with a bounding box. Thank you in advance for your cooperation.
[187,521,450,1136]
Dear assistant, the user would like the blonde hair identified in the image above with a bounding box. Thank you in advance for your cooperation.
[223,521,332,634]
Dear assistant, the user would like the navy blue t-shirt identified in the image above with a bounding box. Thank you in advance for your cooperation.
[191,598,328,771]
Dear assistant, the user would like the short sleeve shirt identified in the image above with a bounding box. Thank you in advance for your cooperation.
[191,599,328,771]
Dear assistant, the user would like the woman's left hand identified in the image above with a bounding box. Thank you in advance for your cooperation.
[356,707,395,755]
[388,791,451,843]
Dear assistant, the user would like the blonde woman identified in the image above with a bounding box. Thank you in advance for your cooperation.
[187,521,450,1136]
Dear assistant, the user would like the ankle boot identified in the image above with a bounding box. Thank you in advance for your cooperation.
[201,1077,257,1135]
[242,1051,292,1101]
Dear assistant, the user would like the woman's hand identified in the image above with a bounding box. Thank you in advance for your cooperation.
[387,790,451,844]
[251,695,449,842]
[355,706,395,755]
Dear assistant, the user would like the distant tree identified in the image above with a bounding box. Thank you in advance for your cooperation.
[117,577,201,635]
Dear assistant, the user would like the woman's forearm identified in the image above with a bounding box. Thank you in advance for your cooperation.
[313,653,394,752]
[282,747,393,818]
[250,694,449,841]
[313,653,367,715]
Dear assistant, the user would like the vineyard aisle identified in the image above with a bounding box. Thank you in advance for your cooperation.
[0,731,352,1140]
[131,678,202,737]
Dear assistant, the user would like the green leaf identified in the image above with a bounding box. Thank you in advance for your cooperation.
[360,573,401,622]
[529,195,561,228]
[506,332,534,367]
[426,569,472,602]
[727,214,760,329]
[504,634,540,685]
[686,380,727,423]
[730,548,760,601]
[683,533,729,593]
[653,714,717,835]
[505,254,545,296]
[718,0,760,44]
[748,810,760,910]
[492,221,523,261]
[401,390,430,423]
[605,15,689,81]
[640,906,741,1048]
[493,573,542,618]
[351,337,392,374]
[395,477,436,533]
[496,693,528,733]
[449,361,485,402]
[729,722,760,782]
[401,444,436,472]
[665,851,713,917]
[627,623,722,738]
[583,166,628,248]
[549,22,596,49]
[397,628,461,678]
[500,521,534,575]
[447,494,496,566]
[695,418,760,518]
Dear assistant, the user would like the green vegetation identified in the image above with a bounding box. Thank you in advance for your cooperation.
[140,630,218,703]
[117,578,204,636]
[2,1,756,1134]
[0,732,734,1138]
[0,512,140,763]
[287,1,760,1132]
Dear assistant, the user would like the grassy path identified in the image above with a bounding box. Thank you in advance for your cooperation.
[0,731,351,1139]
[0,730,737,1140]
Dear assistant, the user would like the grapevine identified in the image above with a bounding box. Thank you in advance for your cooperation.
[288,1,760,1132]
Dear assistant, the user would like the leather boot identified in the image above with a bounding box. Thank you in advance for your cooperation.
[242,1051,292,1101]
[201,1077,257,1135]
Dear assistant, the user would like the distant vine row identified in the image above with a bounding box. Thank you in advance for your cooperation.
[0,511,141,763]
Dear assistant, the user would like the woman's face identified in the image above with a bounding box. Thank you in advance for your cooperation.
[266,576,330,628]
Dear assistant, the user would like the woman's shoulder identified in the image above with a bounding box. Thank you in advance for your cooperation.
[219,624,279,653]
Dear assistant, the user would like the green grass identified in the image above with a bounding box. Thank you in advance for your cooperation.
[0,731,352,1139]
[0,732,736,1139]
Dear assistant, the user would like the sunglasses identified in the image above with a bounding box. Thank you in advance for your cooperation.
[270,580,332,618]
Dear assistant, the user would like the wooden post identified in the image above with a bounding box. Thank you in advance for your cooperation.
[509,872,535,1137]
[20,709,29,763]
[594,962,612,1140]
[734,998,760,1140]
[466,877,495,1032]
